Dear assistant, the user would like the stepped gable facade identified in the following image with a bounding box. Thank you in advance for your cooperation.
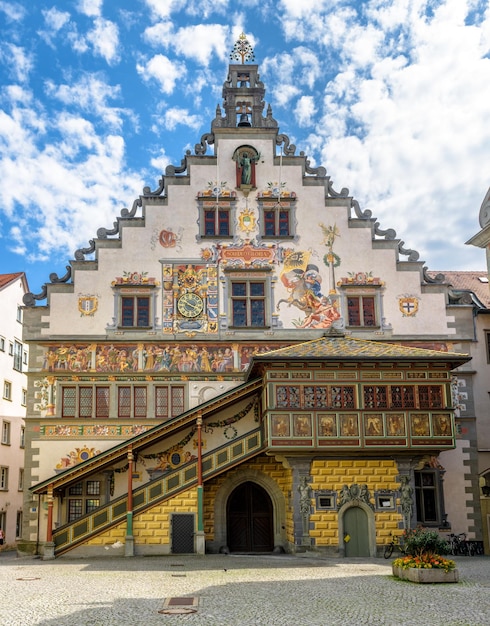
[21,34,482,558]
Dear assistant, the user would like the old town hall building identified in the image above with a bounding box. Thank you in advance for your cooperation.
[19,35,486,559]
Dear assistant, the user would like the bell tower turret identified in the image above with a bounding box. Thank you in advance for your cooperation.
[212,33,278,130]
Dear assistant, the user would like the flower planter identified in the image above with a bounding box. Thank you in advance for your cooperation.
[392,564,459,583]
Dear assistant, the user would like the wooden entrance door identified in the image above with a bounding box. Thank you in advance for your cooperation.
[343,506,370,557]
[227,482,273,553]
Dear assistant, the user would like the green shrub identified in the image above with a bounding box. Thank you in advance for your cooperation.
[404,526,450,557]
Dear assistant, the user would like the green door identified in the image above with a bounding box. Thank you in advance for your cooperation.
[343,507,369,557]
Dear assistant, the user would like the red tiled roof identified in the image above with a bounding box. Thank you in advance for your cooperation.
[428,271,490,308]
[0,272,24,290]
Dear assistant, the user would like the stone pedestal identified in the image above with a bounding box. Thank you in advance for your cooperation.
[42,541,55,560]
[125,536,134,557]
[393,565,459,583]
[195,531,205,555]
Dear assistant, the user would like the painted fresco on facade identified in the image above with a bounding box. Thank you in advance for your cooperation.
[78,295,98,316]
[55,446,101,470]
[41,342,287,373]
[162,263,218,333]
[111,271,159,286]
[398,294,420,317]
[40,423,152,439]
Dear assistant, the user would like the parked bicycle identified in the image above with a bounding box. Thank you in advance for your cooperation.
[384,533,407,559]
[446,532,472,556]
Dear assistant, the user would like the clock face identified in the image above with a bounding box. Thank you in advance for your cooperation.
[177,292,204,318]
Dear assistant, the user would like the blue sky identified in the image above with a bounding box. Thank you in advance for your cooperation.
[1,0,490,297]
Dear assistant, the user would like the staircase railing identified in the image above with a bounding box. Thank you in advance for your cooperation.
[53,426,263,554]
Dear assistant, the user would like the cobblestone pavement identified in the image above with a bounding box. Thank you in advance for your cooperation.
[1,550,489,626]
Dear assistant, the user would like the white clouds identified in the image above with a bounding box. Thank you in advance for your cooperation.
[137,54,185,94]
[86,17,120,64]
[78,0,103,18]
[40,5,119,63]
[1,0,489,285]
[161,107,202,131]
[0,102,143,264]
[144,22,230,65]
[307,2,490,269]
[149,148,171,172]
[45,75,130,130]
[294,96,316,127]
[143,21,174,46]
[41,7,70,32]
[0,0,26,22]
[0,44,33,83]
[143,0,180,20]
[171,24,230,64]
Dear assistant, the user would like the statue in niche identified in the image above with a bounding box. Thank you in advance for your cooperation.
[298,476,312,517]
[233,148,260,189]
[400,475,413,527]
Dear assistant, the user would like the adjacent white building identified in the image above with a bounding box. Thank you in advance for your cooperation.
[0,273,29,548]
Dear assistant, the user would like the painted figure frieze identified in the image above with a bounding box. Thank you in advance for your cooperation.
[41,342,287,374]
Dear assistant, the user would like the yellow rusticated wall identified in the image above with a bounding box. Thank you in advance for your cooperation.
[86,488,198,547]
[86,458,401,551]
[310,459,401,547]
[203,455,294,544]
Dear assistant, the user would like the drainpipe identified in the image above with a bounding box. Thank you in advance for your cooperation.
[196,412,205,555]
[125,447,134,556]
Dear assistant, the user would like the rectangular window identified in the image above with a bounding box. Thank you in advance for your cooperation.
[62,386,111,418]
[390,386,415,408]
[62,387,76,417]
[18,468,24,491]
[418,385,443,408]
[155,386,185,419]
[204,208,230,236]
[20,427,25,449]
[86,499,100,514]
[21,388,27,406]
[16,306,22,323]
[121,296,150,328]
[0,337,5,351]
[69,483,83,495]
[23,351,28,365]
[264,208,290,237]
[486,331,490,363]
[117,386,147,418]
[13,341,23,372]
[1,421,11,445]
[415,470,440,525]
[363,386,388,408]
[68,499,83,521]
[347,296,377,327]
[0,467,8,490]
[276,386,301,408]
[134,386,147,418]
[3,381,12,401]
[8,343,13,356]
[96,387,110,417]
[16,511,22,539]
[79,387,93,418]
[231,281,266,327]
[68,480,101,521]
[118,386,131,417]
[86,480,100,495]
[276,385,355,409]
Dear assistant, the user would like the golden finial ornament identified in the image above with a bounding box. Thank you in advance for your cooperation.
[230,32,255,64]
